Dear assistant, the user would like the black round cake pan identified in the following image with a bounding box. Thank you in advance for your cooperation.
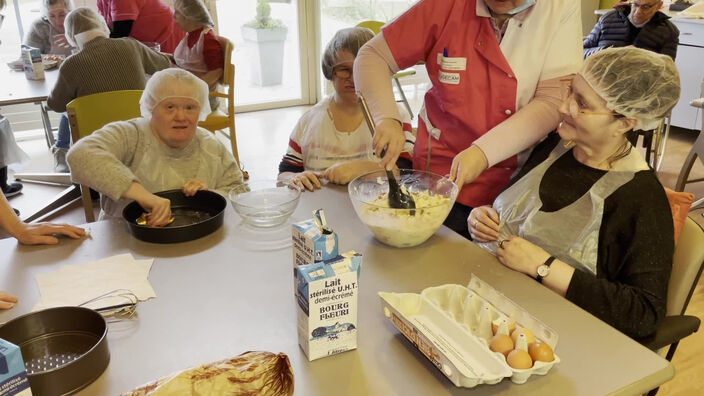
[122,189,226,244]
[0,306,109,395]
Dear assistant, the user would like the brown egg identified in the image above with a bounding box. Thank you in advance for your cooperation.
[528,341,555,363]
[489,334,514,357]
[506,349,533,369]
[491,317,516,335]
[510,327,536,346]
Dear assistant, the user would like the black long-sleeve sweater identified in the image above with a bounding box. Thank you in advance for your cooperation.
[508,133,673,339]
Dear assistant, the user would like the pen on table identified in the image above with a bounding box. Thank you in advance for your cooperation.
[443,47,448,57]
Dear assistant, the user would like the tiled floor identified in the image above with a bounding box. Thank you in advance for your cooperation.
[3,107,704,394]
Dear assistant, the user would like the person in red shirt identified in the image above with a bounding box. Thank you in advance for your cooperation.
[97,0,185,53]
[172,0,223,111]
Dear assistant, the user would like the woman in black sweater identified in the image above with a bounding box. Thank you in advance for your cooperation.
[469,47,681,339]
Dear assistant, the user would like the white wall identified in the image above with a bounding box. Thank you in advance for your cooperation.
[581,0,600,37]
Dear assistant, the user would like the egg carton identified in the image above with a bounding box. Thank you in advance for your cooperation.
[378,275,560,387]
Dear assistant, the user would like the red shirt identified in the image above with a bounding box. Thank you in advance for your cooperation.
[383,0,518,207]
[98,0,186,53]
[186,27,223,71]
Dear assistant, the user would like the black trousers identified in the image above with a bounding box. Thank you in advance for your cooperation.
[443,201,473,240]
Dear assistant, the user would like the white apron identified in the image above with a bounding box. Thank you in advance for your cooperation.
[0,116,30,168]
[479,140,649,274]
[174,28,211,74]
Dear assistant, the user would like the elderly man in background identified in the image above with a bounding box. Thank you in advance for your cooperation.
[583,0,679,59]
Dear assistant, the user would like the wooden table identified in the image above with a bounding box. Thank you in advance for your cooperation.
[0,187,674,395]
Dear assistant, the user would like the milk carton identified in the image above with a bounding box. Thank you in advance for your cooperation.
[0,339,32,396]
[296,251,361,361]
[20,45,44,81]
[292,209,338,292]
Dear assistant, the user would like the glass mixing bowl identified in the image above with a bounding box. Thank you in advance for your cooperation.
[229,180,301,227]
[348,169,459,247]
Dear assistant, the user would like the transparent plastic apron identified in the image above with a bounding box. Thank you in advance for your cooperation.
[174,27,210,74]
[100,120,224,219]
[478,140,649,274]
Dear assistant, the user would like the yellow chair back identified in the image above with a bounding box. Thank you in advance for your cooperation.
[66,90,143,142]
[356,20,385,34]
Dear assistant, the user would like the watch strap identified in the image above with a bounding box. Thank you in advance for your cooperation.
[536,256,556,284]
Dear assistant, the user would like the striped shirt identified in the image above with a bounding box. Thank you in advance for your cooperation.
[47,36,171,112]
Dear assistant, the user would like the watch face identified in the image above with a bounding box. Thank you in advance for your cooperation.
[537,265,550,277]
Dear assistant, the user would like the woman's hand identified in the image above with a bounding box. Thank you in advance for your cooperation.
[123,183,172,226]
[52,34,71,49]
[373,118,405,171]
[450,146,489,187]
[0,291,18,310]
[496,237,551,277]
[12,222,86,245]
[324,161,378,185]
[183,179,208,197]
[468,206,500,242]
[288,171,323,191]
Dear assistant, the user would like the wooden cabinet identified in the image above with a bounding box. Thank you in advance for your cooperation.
[671,19,704,130]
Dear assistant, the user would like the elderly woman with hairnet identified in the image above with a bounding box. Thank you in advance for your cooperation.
[172,0,223,110]
[469,47,680,339]
[47,7,171,173]
[67,68,247,226]
[278,27,414,191]
[23,0,73,55]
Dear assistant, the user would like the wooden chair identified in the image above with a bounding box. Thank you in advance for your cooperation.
[67,90,143,222]
[356,20,416,119]
[642,217,704,395]
[198,37,248,179]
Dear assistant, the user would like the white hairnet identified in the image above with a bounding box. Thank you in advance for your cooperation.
[579,47,681,131]
[63,7,110,48]
[140,68,211,121]
[174,0,214,27]
[42,0,72,17]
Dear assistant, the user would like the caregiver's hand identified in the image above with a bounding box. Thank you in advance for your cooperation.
[123,182,172,226]
[468,205,499,242]
[373,118,404,171]
[0,291,18,310]
[496,237,551,277]
[183,178,208,197]
[450,146,489,187]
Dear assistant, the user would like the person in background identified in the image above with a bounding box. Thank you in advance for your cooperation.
[23,0,73,56]
[67,69,247,225]
[353,0,582,239]
[47,7,171,173]
[278,27,414,191]
[469,47,680,339]
[583,0,679,59]
[172,0,223,111]
[97,0,186,53]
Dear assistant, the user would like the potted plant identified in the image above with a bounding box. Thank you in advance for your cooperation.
[241,0,288,86]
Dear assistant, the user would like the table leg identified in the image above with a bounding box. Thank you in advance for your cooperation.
[22,185,82,223]
[36,101,55,148]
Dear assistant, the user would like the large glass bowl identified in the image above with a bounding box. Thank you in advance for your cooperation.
[229,180,301,227]
[348,169,459,247]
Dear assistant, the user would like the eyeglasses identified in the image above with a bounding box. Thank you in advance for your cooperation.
[561,79,617,118]
[332,63,353,79]
[630,1,660,12]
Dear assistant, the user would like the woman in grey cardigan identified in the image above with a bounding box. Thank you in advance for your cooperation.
[67,68,247,226]
[23,0,73,56]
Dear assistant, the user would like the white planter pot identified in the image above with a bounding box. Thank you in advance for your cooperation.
[242,26,288,86]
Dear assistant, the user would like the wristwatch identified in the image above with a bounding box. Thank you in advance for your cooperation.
[536,256,556,283]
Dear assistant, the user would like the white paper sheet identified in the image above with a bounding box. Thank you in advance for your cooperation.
[33,253,156,311]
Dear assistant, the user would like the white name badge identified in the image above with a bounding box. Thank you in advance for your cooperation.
[438,71,460,85]
[441,57,467,71]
